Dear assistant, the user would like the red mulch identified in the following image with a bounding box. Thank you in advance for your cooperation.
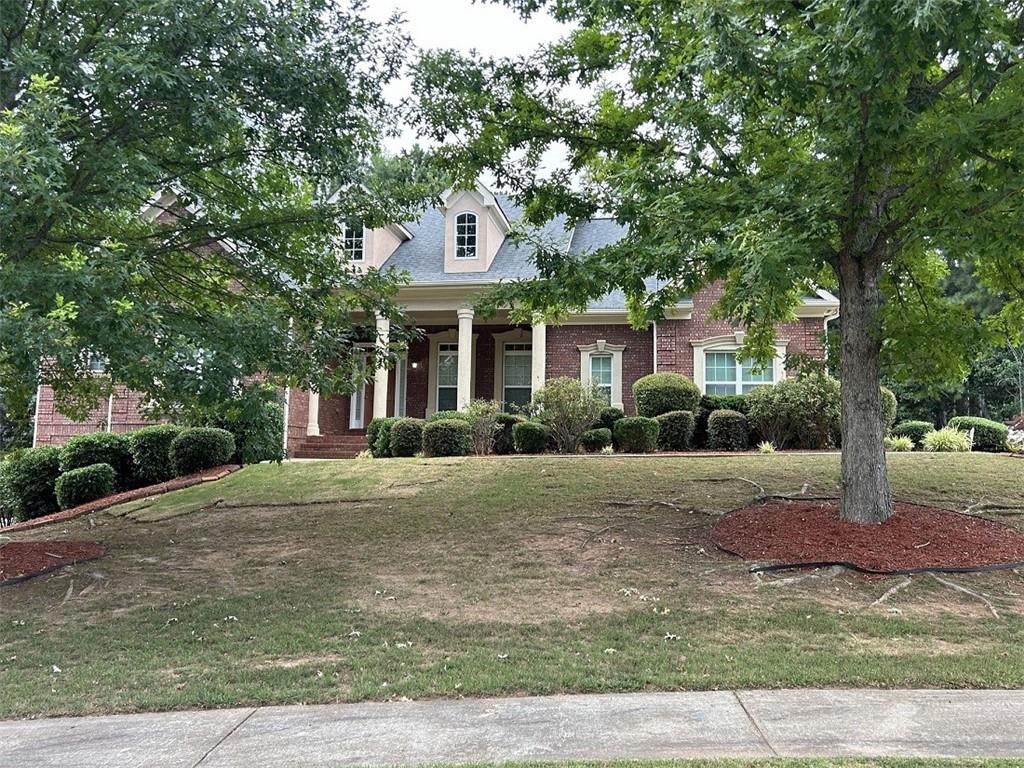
[0,541,105,586]
[0,464,241,534]
[712,499,1024,574]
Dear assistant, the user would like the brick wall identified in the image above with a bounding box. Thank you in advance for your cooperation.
[545,324,655,414]
[33,384,159,446]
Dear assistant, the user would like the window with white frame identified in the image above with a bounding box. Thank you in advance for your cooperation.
[454,212,478,259]
[704,351,774,395]
[342,222,364,261]
[590,354,613,404]
[502,343,532,410]
[394,355,407,417]
[85,352,107,373]
[437,343,459,411]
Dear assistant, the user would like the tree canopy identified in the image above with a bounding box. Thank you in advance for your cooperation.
[415,0,1024,521]
[0,0,438,422]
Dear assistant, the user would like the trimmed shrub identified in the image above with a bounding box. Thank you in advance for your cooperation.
[884,435,915,452]
[127,425,182,485]
[59,432,132,488]
[694,394,748,448]
[745,376,840,449]
[366,417,399,458]
[707,409,749,451]
[655,410,695,451]
[923,426,972,453]
[422,419,471,457]
[0,446,61,521]
[633,373,701,417]
[580,427,612,453]
[948,416,1009,453]
[531,377,605,453]
[465,399,502,455]
[388,418,425,458]
[513,421,550,454]
[598,406,625,431]
[427,410,472,423]
[880,387,899,434]
[170,427,236,475]
[493,413,524,455]
[187,384,284,465]
[614,416,660,453]
[55,463,116,510]
[892,420,935,448]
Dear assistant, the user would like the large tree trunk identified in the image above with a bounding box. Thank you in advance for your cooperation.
[837,253,894,524]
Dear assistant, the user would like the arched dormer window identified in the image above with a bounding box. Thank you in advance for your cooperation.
[454,212,478,259]
[342,222,364,261]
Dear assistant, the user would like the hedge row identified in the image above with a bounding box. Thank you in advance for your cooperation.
[0,425,237,522]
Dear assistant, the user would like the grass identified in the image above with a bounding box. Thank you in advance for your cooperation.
[431,763,1024,768]
[1,453,1023,719]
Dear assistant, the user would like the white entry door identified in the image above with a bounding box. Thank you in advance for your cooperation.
[350,353,368,429]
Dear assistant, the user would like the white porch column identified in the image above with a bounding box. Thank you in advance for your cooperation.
[372,314,390,420]
[457,305,474,409]
[306,390,320,436]
[531,315,546,397]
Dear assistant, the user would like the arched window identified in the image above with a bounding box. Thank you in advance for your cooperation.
[342,222,364,261]
[454,212,478,259]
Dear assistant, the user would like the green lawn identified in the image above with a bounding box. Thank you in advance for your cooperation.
[437,763,1024,768]
[1,453,1023,718]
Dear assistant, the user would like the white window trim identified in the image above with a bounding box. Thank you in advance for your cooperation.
[578,340,627,411]
[491,328,533,405]
[691,332,787,395]
[342,223,366,262]
[427,329,477,414]
[453,211,479,260]
[349,344,374,429]
[393,354,407,418]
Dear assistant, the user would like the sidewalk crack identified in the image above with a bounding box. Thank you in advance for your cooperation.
[193,707,259,767]
[733,691,777,757]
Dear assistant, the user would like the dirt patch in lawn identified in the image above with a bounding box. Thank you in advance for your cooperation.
[713,499,1024,573]
[1,541,105,585]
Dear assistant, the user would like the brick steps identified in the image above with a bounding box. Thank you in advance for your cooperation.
[290,434,368,459]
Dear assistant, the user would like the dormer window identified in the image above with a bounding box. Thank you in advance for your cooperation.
[454,212,478,259]
[342,223,364,262]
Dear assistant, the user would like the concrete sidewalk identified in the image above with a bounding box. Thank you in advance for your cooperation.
[2,689,1022,767]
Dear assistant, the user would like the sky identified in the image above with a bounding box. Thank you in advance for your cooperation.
[364,0,572,171]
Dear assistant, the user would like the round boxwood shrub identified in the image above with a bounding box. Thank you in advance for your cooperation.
[389,418,425,457]
[55,463,116,510]
[655,410,696,451]
[694,394,748,447]
[366,417,400,458]
[707,409,749,451]
[580,427,612,453]
[892,420,934,448]
[947,416,1009,453]
[880,387,898,434]
[494,413,525,455]
[169,427,236,475]
[513,421,549,454]
[0,446,61,521]
[422,419,472,457]
[632,373,701,417]
[59,432,133,488]
[598,406,625,431]
[614,416,660,453]
[127,425,182,485]
[427,410,472,423]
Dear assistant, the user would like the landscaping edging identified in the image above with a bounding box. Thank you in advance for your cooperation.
[0,465,241,534]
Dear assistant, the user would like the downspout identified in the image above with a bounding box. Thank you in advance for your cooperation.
[106,392,114,432]
[282,386,291,457]
[31,384,41,447]
[652,321,658,372]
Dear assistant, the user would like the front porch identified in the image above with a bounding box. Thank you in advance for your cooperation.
[288,308,547,458]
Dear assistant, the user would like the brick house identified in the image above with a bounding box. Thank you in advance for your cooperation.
[33,182,839,457]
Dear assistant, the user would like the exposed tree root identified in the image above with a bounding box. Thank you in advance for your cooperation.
[931,574,1000,618]
[871,577,912,606]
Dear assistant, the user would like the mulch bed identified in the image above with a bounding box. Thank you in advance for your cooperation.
[0,541,105,586]
[0,464,241,534]
[712,499,1024,574]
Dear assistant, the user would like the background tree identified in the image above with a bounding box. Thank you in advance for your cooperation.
[0,0,438,426]
[414,0,1024,522]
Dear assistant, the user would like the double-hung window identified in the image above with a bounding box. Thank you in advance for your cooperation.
[454,212,477,259]
[436,343,459,411]
[502,343,532,409]
[704,351,774,395]
[342,223,364,262]
[590,354,613,404]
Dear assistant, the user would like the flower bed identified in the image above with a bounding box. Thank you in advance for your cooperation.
[0,541,105,586]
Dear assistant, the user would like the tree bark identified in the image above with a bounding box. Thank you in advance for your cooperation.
[837,253,894,524]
